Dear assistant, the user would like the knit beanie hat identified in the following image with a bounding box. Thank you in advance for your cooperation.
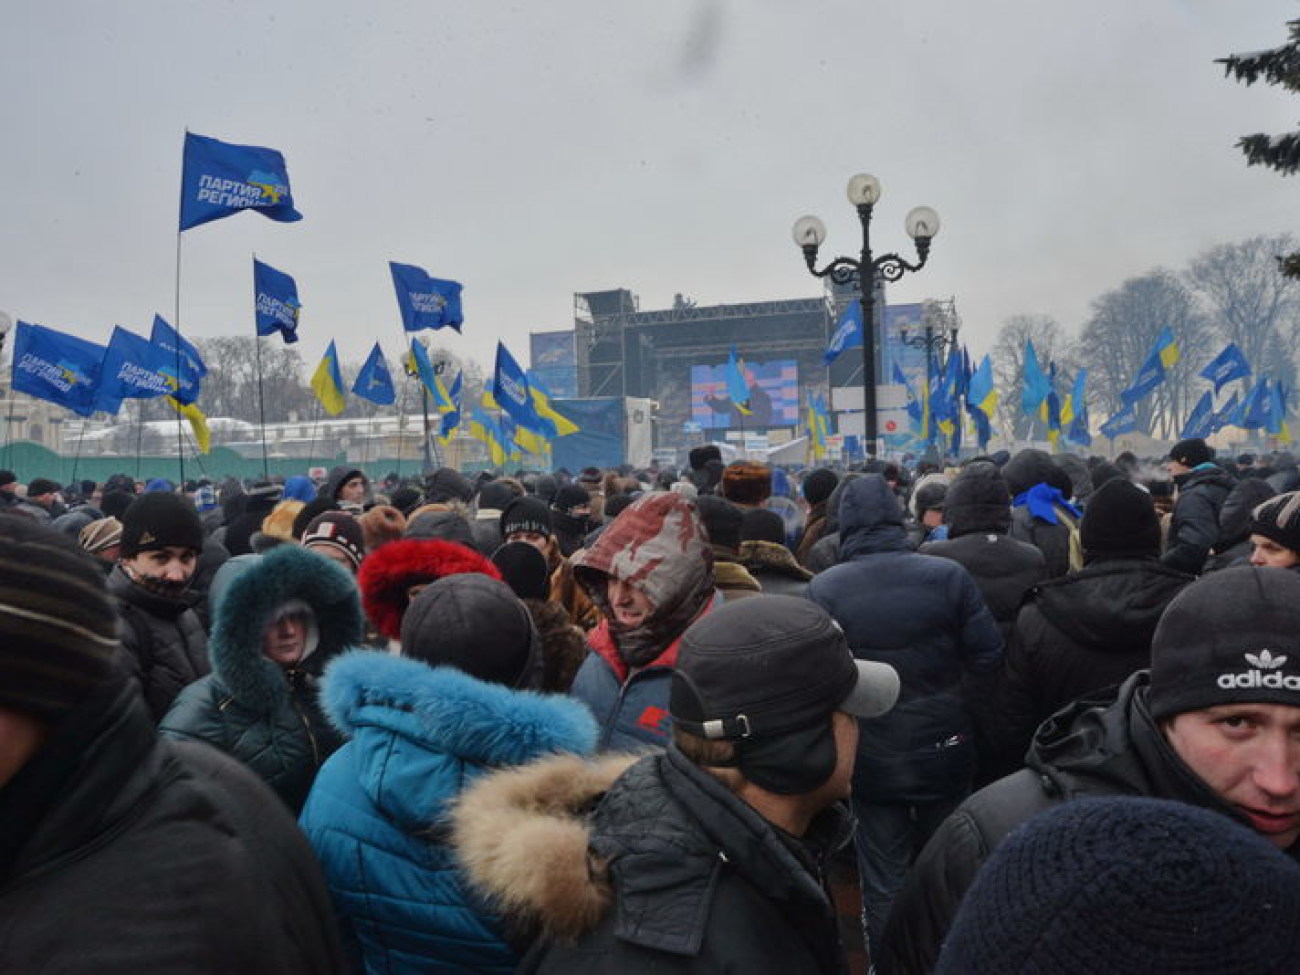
[1249,491,1300,556]
[359,505,407,551]
[301,512,366,571]
[935,796,1300,975]
[78,517,123,555]
[740,507,787,545]
[388,485,424,517]
[0,518,118,719]
[424,466,475,504]
[802,468,839,506]
[1148,567,1300,723]
[1080,478,1161,560]
[721,461,773,506]
[26,477,60,498]
[943,462,1011,538]
[0,471,15,488]
[500,496,553,539]
[491,540,551,600]
[119,492,203,557]
[688,444,722,471]
[99,489,136,521]
[476,479,517,512]
[696,495,744,552]
[552,484,592,515]
[400,573,541,689]
[1169,437,1214,468]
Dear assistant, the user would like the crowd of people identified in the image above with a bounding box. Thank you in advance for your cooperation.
[3,435,1300,973]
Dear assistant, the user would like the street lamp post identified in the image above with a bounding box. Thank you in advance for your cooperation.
[792,174,939,456]
[899,300,960,452]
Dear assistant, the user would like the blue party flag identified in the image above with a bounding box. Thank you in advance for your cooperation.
[1239,380,1273,429]
[253,258,301,344]
[10,322,107,417]
[823,300,863,366]
[310,341,346,416]
[390,262,464,333]
[96,326,177,414]
[1180,390,1216,440]
[1200,343,1252,394]
[493,342,556,437]
[1021,341,1052,416]
[149,314,206,406]
[1099,401,1139,439]
[1212,392,1240,433]
[179,132,301,231]
[352,343,395,406]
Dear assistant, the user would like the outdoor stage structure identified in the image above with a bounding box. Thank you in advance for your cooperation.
[549,285,947,462]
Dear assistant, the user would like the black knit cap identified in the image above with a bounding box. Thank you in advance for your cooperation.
[1148,567,1300,722]
[740,507,786,545]
[491,540,551,600]
[0,516,118,719]
[119,492,203,557]
[26,477,61,498]
[1080,477,1161,560]
[1249,490,1300,555]
[696,495,744,552]
[1169,437,1213,468]
[689,444,722,471]
[936,797,1300,975]
[0,470,15,488]
[500,496,553,539]
[399,573,541,689]
[802,468,839,506]
[552,484,591,515]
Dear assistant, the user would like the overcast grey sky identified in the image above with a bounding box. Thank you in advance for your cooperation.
[2,1,1296,377]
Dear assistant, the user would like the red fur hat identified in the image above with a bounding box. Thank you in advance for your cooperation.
[358,538,502,640]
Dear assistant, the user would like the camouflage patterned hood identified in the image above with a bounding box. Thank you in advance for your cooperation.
[573,493,714,664]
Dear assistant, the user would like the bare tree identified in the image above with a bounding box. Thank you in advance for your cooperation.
[192,337,315,422]
[1185,234,1300,390]
[1079,270,1215,439]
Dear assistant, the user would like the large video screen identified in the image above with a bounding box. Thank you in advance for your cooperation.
[690,358,799,430]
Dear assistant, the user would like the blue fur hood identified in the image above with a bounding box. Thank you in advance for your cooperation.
[319,651,598,828]
[209,545,364,713]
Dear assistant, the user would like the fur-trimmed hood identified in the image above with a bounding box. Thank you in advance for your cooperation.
[358,538,501,639]
[207,544,363,712]
[738,539,813,581]
[319,651,599,830]
[451,752,638,942]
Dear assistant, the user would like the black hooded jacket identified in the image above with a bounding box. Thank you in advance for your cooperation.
[1163,465,1235,574]
[807,476,1004,801]
[875,672,1275,975]
[988,558,1193,777]
[0,674,345,974]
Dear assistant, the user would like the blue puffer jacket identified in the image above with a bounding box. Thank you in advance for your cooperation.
[807,475,1004,802]
[299,651,597,975]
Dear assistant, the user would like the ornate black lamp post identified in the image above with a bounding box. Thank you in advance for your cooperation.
[792,174,939,456]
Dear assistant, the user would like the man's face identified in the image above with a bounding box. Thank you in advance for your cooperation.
[339,476,367,504]
[507,529,550,554]
[121,545,198,596]
[607,577,654,629]
[305,542,358,574]
[262,612,311,667]
[0,706,49,789]
[1164,703,1300,850]
[1166,459,1190,477]
[1249,534,1300,569]
[921,509,944,529]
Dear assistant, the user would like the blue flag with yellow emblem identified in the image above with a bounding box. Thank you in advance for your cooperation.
[180,132,301,231]
[10,322,107,417]
[390,262,464,333]
[253,258,301,344]
[352,343,396,406]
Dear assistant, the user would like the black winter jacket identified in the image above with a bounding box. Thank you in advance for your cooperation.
[920,533,1047,645]
[807,477,1004,802]
[525,748,852,974]
[875,673,1275,975]
[109,566,209,721]
[989,558,1193,776]
[159,546,361,811]
[1163,465,1234,574]
[0,675,346,974]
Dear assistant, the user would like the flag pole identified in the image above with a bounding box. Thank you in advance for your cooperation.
[306,400,323,469]
[134,402,146,481]
[173,229,186,486]
[254,334,269,478]
[70,417,89,485]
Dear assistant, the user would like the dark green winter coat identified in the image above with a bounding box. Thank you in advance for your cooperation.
[159,545,362,812]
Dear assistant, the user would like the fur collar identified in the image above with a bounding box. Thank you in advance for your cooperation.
[738,540,813,581]
[320,651,598,768]
[358,538,501,640]
[451,752,637,942]
[209,545,363,712]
